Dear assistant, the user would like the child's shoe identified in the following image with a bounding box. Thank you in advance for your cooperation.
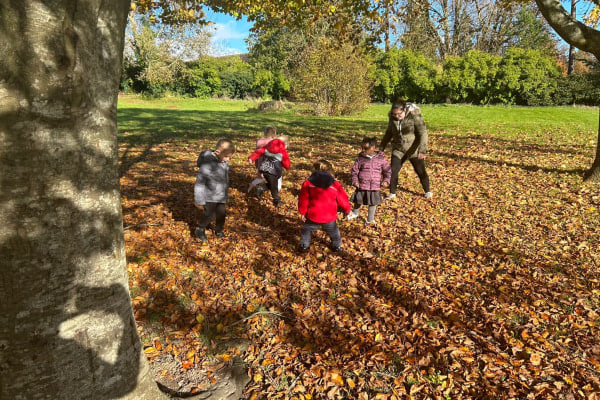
[195,227,208,243]
[330,244,343,253]
[298,244,310,253]
[215,231,226,238]
[255,185,265,200]
[424,191,433,199]
[385,193,396,200]
[365,220,377,227]
[347,210,359,220]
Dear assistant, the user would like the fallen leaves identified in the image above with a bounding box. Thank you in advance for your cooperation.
[120,124,600,399]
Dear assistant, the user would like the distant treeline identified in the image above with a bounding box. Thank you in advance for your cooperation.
[120,48,600,108]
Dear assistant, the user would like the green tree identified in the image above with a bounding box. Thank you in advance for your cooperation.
[506,6,557,53]
[495,48,562,105]
[123,14,211,96]
[373,48,439,103]
[439,50,501,104]
[294,39,373,115]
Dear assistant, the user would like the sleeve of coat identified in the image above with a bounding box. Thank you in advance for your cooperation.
[379,120,394,151]
[334,182,352,214]
[249,147,266,162]
[414,114,428,154]
[194,164,208,206]
[298,181,310,215]
[281,148,291,170]
[351,159,360,186]
[382,158,392,185]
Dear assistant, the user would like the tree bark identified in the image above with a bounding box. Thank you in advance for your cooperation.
[567,0,576,75]
[583,109,600,182]
[0,1,165,398]
[535,0,600,181]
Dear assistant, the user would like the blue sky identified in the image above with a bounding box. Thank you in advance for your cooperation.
[204,9,253,56]
[202,1,591,56]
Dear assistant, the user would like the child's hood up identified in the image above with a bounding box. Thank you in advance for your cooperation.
[308,171,335,188]
[265,138,287,154]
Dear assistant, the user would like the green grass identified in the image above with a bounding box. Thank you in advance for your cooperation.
[118,96,598,148]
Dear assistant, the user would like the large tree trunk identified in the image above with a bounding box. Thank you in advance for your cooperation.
[0,1,164,398]
[583,109,600,182]
[535,0,600,182]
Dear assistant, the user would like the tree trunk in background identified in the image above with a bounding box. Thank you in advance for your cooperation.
[0,1,164,398]
[567,0,576,75]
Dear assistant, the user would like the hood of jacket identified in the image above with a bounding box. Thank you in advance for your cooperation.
[388,102,421,120]
[265,138,286,154]
[358,150,385,160]
[308,171,335,188]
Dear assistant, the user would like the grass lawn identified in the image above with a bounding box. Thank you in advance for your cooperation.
[118,96,600,399]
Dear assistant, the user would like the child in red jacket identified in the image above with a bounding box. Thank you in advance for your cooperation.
[248,136,290,206]
[297,159,351,253]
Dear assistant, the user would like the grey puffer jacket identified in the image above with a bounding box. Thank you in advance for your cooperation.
[194,150,229,205]
[380,103,428,160]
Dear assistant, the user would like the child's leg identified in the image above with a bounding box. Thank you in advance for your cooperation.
[300,220,319,247]
[367,205,377,223]
[322,221,341,248]
[263,172,280,204]
[214,203,226,232]
[198,202,217,229]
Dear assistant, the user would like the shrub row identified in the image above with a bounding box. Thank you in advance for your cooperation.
[121,47,600,107]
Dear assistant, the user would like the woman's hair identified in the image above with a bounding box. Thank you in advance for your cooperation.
[263,126,278,138]
[362,136,378,148]
[313,159,333,174]
[391,99,407,111]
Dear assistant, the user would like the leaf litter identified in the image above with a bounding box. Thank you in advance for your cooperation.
[121,129,600,399]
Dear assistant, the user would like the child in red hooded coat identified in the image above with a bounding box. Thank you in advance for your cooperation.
[297,159,351,252]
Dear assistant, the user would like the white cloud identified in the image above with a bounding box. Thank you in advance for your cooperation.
[207,21,248,55]
[210,21,248,42]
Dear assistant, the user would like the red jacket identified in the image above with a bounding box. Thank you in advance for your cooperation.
[248,138,290,170]
[298,171,351,223]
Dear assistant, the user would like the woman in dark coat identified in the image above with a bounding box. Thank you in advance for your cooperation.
[380,100,432,199]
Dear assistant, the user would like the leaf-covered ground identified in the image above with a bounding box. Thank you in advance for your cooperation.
[119,99,600,399]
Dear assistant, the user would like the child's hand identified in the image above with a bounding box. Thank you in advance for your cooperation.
[382,182,389,188]
[301,215,306,222]
[248,158,254,164]
[353,183,359,188]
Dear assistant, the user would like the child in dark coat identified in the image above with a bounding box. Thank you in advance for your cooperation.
[297,159,351,252]
[248,126,278,193]
[194,139,235,243]
[348,137,391,225]
[248,137,290,206]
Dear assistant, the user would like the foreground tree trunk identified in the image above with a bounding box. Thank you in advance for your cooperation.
[584,109,600,182]
[535,0,600,182]
[0,1,164,398]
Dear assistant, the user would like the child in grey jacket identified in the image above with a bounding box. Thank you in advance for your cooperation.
[194,138,236,243]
